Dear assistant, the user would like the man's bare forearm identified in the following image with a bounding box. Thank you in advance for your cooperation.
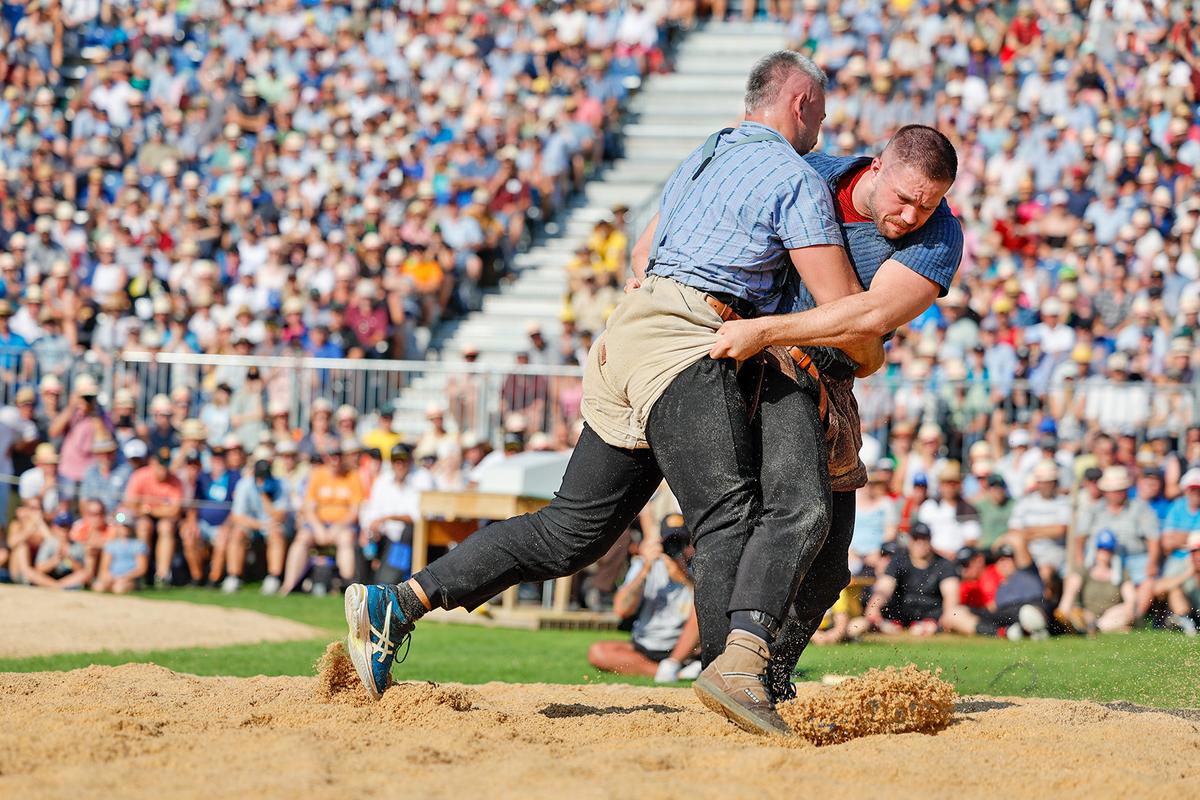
[748,293,888,350]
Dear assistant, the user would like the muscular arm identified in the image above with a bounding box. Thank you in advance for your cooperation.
[631,214,883,370]
[630,212,658,280]
[710,258,942,370]
[1019,523,1069,541]
[789,244,885,375]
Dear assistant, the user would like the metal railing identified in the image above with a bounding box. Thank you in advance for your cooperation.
[5,346,1199,448]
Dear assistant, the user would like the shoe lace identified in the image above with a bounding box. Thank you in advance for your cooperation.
[369,600,413,665]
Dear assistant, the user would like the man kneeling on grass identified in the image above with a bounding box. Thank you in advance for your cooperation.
[588,515,701,683]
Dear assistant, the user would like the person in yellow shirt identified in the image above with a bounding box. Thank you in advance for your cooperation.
[280,438,364,595]
[586,218,628,277]
[361,403,403,456]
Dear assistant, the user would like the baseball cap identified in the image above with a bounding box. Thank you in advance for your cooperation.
[253,459,273,480]
[1095,530,1118,551]
[1008,429,1031,448]
[390,442,413,462]
[955,546,979,566]
[123,439,148,460]
[994,543,1016,559]
[661,513,688,537]
[1082,466,1104,482]
[52,511,73,528]
[912,473,929,488]
[503,431,525,451]
[1181,468,1200,490]
[986,473,1008,490]
[909,522,932,540]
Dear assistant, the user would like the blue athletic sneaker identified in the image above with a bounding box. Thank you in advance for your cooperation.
[344,583,414,700]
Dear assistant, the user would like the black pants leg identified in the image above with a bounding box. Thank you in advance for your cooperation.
[645,357,763,665]
[415,424,662,610]
[766,491,856,696]
[650,360,831,665]
[737,366,832,617]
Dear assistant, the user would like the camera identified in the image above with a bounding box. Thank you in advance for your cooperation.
[659,514,691,559]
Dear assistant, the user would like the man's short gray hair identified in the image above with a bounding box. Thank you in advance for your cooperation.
[744,50,827,113]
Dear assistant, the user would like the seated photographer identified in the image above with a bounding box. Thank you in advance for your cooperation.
[587,515,700,683]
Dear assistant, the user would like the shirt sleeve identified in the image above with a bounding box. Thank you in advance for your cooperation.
[772,162,845,250]
[1140,504,1162,540]
[231,480,253,517]
[622,556,646,587]
[888,202,963,297]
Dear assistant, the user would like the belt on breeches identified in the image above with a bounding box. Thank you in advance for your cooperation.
[704,294,829,423]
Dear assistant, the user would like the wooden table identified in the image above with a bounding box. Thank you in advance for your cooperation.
[413,490,574,613]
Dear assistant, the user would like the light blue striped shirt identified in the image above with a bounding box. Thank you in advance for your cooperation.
[648,121,843,314]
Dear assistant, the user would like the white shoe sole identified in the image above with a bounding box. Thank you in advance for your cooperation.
[343,584,383,701]
[1018,604,1048,639]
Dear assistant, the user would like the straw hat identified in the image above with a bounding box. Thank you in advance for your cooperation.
[1097,466,1132,493]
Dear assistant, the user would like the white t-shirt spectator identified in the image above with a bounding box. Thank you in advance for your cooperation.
[18,467,58,515]
[1009,493,1072,570]
[1030,321,1075,358]
[360,468,421,543]
[552,7,588,46]
[623,556,693,653]
[917,497,981,557]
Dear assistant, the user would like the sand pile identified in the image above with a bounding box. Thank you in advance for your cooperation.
[779,665,956,745]
[314,641,479,718]
[0,585,323,658]
[2,661,1198,799]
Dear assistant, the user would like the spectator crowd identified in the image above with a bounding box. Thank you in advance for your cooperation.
[1,3,1200,641]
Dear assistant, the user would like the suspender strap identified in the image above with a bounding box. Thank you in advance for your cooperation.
[788,346,829,423]
[647,129,782,267]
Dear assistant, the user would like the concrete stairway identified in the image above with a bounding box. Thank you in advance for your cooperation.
[393,22,786,434]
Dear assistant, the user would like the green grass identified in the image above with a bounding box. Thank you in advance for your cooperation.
[2,587,1196,708]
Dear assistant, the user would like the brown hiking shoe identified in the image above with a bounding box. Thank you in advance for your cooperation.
[693,631,792,737]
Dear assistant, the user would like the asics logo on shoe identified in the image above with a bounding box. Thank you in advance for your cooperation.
[371,603,395,663]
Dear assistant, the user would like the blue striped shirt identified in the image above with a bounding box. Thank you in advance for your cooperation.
[781,153,963,370]
[782,154,963,313]
[648,121,843,314]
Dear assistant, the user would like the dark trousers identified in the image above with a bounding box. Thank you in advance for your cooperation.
[766,491,857,696]
[415,358,820,656]
[687,363,833,665]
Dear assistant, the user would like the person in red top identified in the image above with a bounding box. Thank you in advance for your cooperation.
[69,498,111,580]
[957,546,1002,609]
[896,473,930,536]
[124,447,185,586]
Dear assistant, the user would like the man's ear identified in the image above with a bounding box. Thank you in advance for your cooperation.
[791,89,808,118]
[871,156,883,176]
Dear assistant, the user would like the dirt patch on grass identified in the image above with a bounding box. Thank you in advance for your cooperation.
[0,584,322,658]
